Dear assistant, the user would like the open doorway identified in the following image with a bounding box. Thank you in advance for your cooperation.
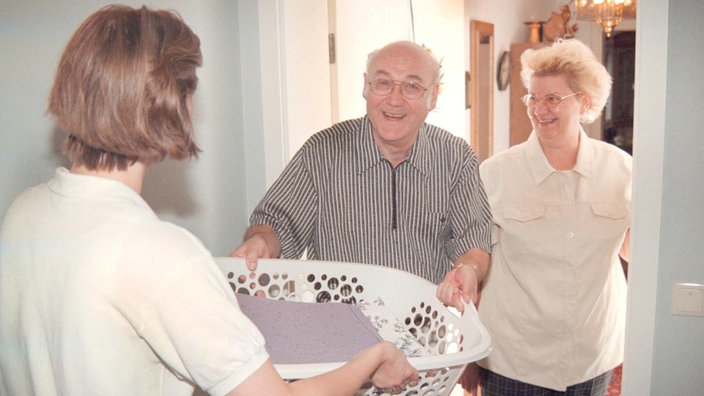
[603,30,636,155]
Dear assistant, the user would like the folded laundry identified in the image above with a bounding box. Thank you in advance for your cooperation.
[357,297,429,357]
[236,293,382,365]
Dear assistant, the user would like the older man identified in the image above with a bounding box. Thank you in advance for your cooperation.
[231,41,491,310]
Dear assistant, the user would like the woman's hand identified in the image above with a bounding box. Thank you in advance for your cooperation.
[368,342,419,390]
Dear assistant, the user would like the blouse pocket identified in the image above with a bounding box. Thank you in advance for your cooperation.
[590,203,630,220]
[500,205,546,222]
[493,205,546,247]
[492,205,548,268]
[588,203,630,242]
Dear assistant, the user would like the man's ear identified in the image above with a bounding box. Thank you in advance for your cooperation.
[362,73,369,99]
[426,84,439,110]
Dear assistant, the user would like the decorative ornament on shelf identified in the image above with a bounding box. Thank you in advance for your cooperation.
[524,4,579,45]
[524,21,544,44]
[574,0,637,38]
[543,4,579,42]
[421,44,444,93]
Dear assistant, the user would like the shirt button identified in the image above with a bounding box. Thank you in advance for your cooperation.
[567,231,575,238]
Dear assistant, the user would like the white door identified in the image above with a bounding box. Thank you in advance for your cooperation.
[277,0,465,162]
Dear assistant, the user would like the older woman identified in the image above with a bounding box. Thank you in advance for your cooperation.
[476,39,631,395]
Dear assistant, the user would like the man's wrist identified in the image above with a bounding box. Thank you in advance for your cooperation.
[454,262,479,280]
[454,262,478,271]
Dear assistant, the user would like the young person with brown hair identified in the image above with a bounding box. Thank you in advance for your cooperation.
[0,5,417,396]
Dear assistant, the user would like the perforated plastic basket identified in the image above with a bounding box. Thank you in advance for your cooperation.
[216,257,491,396]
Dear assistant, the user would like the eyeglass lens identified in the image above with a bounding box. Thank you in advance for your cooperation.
[522,92,579,108]
[369,79,427,99]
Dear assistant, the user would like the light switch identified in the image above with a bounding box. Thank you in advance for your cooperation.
[672,283,704,317]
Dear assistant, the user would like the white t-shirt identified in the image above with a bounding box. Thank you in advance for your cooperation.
[477,131,632,391]
[0,168,269,396]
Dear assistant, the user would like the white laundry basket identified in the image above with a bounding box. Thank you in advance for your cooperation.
[216,257,491,396]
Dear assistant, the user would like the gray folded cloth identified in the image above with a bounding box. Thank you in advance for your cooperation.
[236,293,382,365]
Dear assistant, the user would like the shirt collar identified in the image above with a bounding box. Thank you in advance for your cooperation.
[355,116,430,175]
[526,128,594,185]
[48,167,151,210]
[572,130,595,179]
[404,126,430,175]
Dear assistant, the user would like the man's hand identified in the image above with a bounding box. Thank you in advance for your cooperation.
[436,248,489,313]
[436,264,477,312]
[229,225,281,271]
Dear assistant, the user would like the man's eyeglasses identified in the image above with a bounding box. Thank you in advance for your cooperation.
[368,79,429,100]
[521,92,581,108]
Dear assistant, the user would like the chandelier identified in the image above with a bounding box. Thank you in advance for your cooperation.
[575,0,637,38]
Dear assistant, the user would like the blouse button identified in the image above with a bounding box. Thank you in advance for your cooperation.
[567,231,575,238]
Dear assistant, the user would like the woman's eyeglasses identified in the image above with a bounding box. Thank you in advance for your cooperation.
[521,92,581,108]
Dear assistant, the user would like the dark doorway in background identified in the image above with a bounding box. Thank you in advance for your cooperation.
[603,31,636,155]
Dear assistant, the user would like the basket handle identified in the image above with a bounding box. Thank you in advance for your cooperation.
[461,300,480,321]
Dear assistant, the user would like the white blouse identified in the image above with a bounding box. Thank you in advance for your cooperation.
[477,131,632,391]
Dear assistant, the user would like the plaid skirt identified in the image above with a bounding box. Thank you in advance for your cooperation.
[480,367,613,396]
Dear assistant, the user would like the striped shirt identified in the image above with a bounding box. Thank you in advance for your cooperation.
[250,116,492,284]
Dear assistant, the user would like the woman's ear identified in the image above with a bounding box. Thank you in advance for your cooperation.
[186,95,194,118]
[580,94,592,114]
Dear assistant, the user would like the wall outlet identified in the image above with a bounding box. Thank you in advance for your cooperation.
[672,283,704,317]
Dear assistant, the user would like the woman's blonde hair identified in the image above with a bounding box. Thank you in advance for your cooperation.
[48,5,202,170]
[520,39,612,124]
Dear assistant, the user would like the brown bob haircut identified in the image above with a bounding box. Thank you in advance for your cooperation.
[48,5,202,170]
